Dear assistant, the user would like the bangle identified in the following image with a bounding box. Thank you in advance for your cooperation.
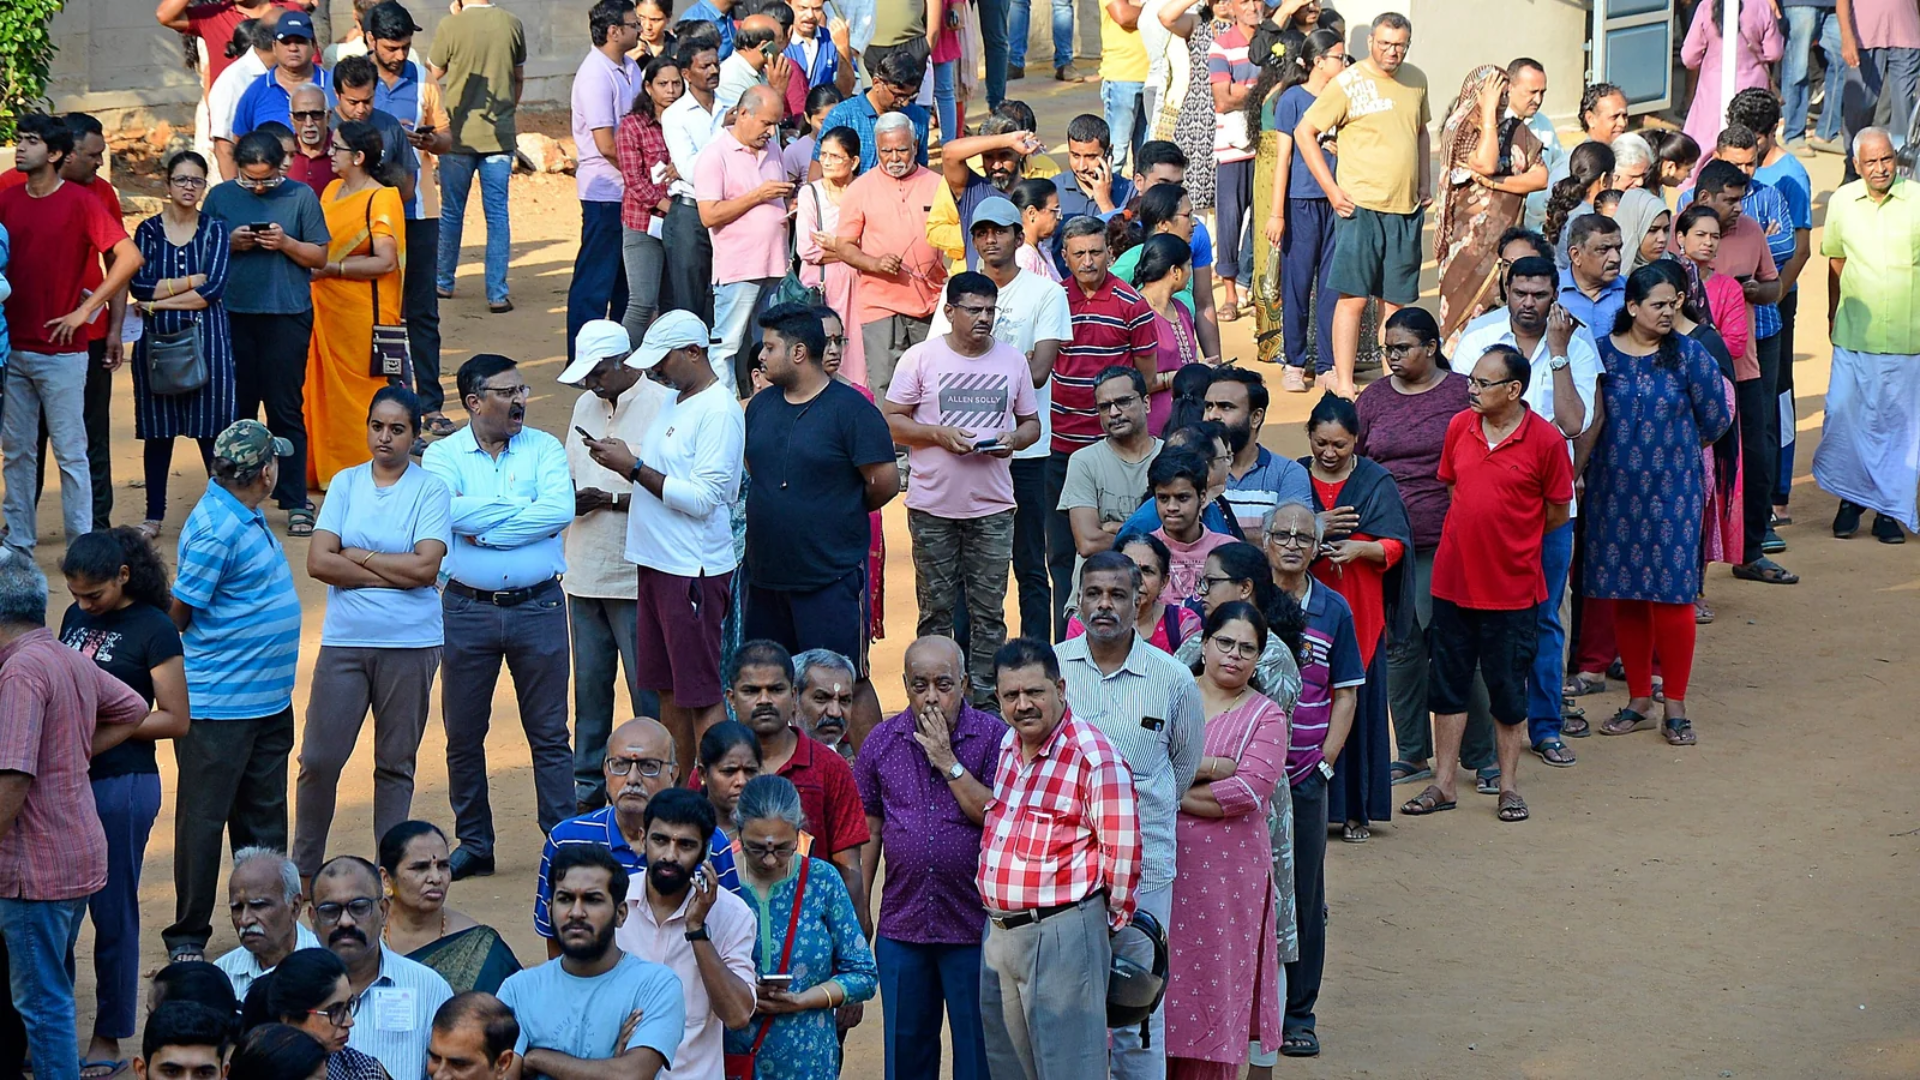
[359,550,378,566]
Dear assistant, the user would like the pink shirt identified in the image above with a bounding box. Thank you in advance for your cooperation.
[615,884,758,1080]
[1153,526,1236,605]
[1852,0,1920,49]
[693,127,792,285]
[886,335,1040,519]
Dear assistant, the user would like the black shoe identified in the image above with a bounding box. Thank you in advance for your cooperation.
[1834,500,1865,539]
[1009,63,1025,79]
[1872,513,1907,544]
[449,847,495,880]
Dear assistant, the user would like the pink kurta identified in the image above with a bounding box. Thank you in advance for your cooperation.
[1165,692,1288,1075]
[1680,0,1784,153]
[796,178,869,388]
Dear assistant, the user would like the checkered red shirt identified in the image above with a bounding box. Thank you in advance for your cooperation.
[977,708,1142,929]
[616,111,674,232]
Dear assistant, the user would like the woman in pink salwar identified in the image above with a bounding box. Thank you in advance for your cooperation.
[1681,0,1783,154]
[1166,600,1289,1079]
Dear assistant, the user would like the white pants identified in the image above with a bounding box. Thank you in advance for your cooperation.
[1812,346,1920,531]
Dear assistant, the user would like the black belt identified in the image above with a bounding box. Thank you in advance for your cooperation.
[445,578,557,606]
[990,888,1106,931]
[672,194,699,208]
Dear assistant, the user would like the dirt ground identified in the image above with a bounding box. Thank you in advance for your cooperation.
[49,78,1920,1078]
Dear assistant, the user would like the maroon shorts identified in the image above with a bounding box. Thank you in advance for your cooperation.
[634,567,734,708]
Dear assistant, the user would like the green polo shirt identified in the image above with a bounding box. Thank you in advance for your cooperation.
[1822,177,1920,355]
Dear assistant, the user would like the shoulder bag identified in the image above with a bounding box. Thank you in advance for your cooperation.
[723,856,812,1080]
[768,183,827,311]
[145,314,209,397]
[365,194,412,381]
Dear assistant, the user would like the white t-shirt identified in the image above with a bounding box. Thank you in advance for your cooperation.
[565,381,669,598]
[626,381,745,576]
[929,268,1073,461]
[207,50,269,143]
[313,463,453,648]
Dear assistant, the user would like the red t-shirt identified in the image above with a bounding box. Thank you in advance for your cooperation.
[0,178,129,356]
[187,0,305,86]
[0,172,124,345]
[775,728,873,857]
[1432,409,1574,611]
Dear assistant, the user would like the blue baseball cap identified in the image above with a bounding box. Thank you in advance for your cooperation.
[275,11,315,41]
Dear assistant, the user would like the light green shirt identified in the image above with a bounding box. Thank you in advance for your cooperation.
[428,3,527,154]
[1822,177,1920,355]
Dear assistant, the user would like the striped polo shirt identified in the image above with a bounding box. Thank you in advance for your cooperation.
[1057,274,1159,453]
[173,482,301,720]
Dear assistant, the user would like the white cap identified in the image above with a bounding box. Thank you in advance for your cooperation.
[626,309,713,369]
[558,320,634,384]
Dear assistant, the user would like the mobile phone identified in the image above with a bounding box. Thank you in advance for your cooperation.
[251,222,274,234]
[415,124,436,136]
[760,973,793,989]
[973,437,1002,453]
[575,425,595,441]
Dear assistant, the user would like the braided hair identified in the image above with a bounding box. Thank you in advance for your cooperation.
[1544,139,1614,246]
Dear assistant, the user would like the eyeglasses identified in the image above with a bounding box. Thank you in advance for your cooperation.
[742,840,797,861]
[605,756,669,777]
[1208,636,1262,661]
[1098,394,1140,413]
[1467,376,1520,391]
[303,1000,359,1027]
[237,175,284,192]
[1199,574,1243,592]
[170,175,208,189]
[480,384,533,400]
[1265,529,1317,549]
[312,897,380,923]
[290,109,328,121]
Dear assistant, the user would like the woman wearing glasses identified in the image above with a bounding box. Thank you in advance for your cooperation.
[239,948,388,1080]
[376,820,521,995]
[128,149,238,540]
[1166,601,1290,1079]
[725,775,876,1079]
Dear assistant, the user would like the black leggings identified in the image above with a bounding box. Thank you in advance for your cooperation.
[143,437,215,522]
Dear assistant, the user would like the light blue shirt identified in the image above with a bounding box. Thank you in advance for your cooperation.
[420,425,573,590]
[313,462,453,648]
[174,482,302,720]
[497,954,687,1067]
[345,948,455,1080]
[1521,111,1565,233]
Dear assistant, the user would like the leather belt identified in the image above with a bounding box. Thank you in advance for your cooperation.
[672,194,699,208]
[445,578,557,606]
[989,888,1106,931]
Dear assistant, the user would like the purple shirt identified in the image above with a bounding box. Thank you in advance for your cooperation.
[571,47,640,202]
[853,702,1004,944]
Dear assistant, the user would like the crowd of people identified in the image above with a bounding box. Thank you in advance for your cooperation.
[1,0,1918,1076]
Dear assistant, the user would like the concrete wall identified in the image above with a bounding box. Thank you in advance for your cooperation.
[1324,0,1589,126]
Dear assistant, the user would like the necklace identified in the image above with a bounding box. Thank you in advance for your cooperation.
[381,907,447,945]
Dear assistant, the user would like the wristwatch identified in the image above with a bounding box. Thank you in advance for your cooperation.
[684,925,710,942]
[1318,760,1336,780]
[944,761,966,782]
[1548,354,1571,371]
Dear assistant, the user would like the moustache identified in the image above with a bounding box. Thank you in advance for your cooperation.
[328,926,367,947]
[239,925,265,939]
[560,920,595,936]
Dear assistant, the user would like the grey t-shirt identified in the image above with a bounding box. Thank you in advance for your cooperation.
[1058,436,1162,595]
[202,178,329,314]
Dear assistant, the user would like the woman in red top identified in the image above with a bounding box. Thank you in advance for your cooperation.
[1300,393,1413,842]
[614,55,684,342]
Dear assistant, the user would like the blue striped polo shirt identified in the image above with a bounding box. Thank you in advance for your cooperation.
[173,482,302,720]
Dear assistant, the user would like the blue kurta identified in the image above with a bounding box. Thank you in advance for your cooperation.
[129,214,237,440]
[1583,335,1734,604]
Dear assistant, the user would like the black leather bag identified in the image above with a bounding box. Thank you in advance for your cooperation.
[145,318,209,396]
[365,196,411,381]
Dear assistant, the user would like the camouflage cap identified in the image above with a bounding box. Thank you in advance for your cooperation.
[213,420,294,469]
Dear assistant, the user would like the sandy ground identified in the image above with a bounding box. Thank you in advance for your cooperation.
[45,78,1920,1078]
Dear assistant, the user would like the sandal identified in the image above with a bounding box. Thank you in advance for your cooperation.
[1599,707,1654,736]
[1400,784,1456,815]
[1496,791,1530,822]
[80,1062,128,1080]
[136,519,163,541]
[1280,1029,1320,1057]
[1663,716,1697,746]
[287,503,317,537]
[1731,557,1800,585]
[1342,821,1370,843]
[167,944,205,964]
[1772,509,1794,526]
[1563,672,1607,697]
[1694,596,1715,623]
[1475,766,1501,795]
[1218,300,1244,322]
[1389,759,1433,786]
[1562,709,1591,737]
[1533,739,1576,767]
[424,413,457,438]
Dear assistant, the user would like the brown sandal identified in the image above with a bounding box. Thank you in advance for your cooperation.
[1399,785,1456,815]
[1497,791,1529,822]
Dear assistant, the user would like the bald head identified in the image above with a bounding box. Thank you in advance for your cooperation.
[290,82,327,111]
[608,717,674,763]
[737,14,782,60]
[903,636,967,718]
[606,717,678,816]
[733,84,786,149]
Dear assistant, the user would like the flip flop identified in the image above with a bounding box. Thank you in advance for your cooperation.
[1280,1029,1320,1057]
[1400,785,1456,815]
[80,1062,129,1080]
[1475,766,1501,795]
[1389,760,1433,786]
[1563,673,1608,697]
[1532,739,1576,767]
[1663,717,1698,746]
[1599,708,1654,736]
[1732,558,1799,585]
[1342,821,1370,843]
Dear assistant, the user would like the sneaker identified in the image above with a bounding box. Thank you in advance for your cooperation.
[1761,527,1786,554]
[1872,512,1907,544]
[1281,366,1309,393]
[1834,499,1865,538]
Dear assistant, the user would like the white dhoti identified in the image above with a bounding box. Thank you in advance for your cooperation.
[1813,346,1920,531]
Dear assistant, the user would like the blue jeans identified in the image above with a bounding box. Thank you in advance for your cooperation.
[933,60,959,148]
[1527,520,1576,747]
[1009,0,1074,70]
[1101,79,1146,172]
[712,277,775,397]
[1841,46,1920,153]
[1783,7,1844,141]
[86,773,162,1040]
[977,0,1011,107]
[436,151,513,304]
[567,200,629,361]
[876,936,989,1080]
[0,897,89,1080]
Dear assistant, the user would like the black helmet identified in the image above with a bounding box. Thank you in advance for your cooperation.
[1107,909,1169,1041]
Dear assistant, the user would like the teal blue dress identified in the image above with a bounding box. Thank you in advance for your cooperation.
[725,856,877,1078]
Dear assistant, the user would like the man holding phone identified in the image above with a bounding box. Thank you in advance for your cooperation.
[614,788,757,1080]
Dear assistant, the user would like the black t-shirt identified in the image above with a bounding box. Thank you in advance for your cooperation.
[743,379,896,591]
[59,602,182,779]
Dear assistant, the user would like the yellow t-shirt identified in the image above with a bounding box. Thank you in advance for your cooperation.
[1100,9,1150,82]
[1300,61,1430,214]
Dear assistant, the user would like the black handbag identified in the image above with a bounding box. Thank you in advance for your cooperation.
[365,196,411,381]
[145,317,209,396]
[768,183,827,310]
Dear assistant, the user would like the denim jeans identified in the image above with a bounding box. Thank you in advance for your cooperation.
[1101,79,1146,172]
[908,508,1015,707]
[568,200,629,361]
[0,898,89,1080]
[933,59,959,147]
[1009,0,1075,70]
[85,772,163,1041]
[712,277,777,398]
[876,937,990,1080]
[1526,521,1576,748]
[1841,46,1920,155]
[2,350,91,548]
[569,593,659,806]
[977,0,1011,107]
[1783,6,1844,141]
[436,151,513,304]
[621,227,666,345]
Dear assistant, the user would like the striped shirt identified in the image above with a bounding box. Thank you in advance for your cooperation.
[1223,446,1315,534]
[1206,25,1259,163]
[533,806,736,937]
[1288,581,1366,785]
[1056,274,1158,452]
[173,482,302,720]
[213,923,322,1002]
[1054,633,1204,890]
[345,948,455,1080]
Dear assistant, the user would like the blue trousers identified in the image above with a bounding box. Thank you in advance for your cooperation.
[1527,521,1575,747]
[1782,7,1844,141]
[0,897,89,1080]
[568,200,629,362]
[1009,0,1074,70]
[976,0,1011,108]
[876,936,989,1080]
[436,152,513,304]
[1101,80,1146,172]
[86,773,162,1040]
[1281,196,1338,373]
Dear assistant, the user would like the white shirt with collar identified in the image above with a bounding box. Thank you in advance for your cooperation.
[625,381,745,577]
[420,424,575,590]
[662,91,723,199]
[345,947,456,1080]
[213,922,321,1003]
[566,380,671,599]
[208,50,270,142]
[1453,307,1604,515]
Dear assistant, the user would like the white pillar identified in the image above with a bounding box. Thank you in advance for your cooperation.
[1720,0,1740,130]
